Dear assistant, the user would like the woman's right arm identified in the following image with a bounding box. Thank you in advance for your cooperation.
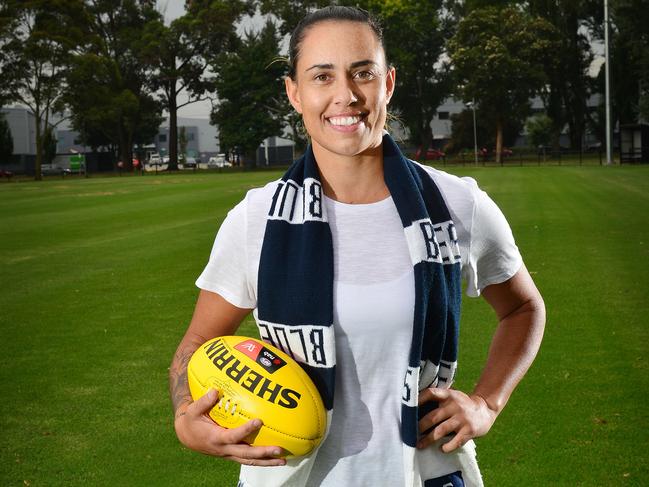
[169,289,286,466]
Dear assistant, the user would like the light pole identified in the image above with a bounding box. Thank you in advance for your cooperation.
[466,100,478,165]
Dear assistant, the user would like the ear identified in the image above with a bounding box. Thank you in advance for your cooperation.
[385,66,396,104]
[285,76,303,114]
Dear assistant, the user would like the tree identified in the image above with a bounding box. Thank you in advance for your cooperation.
[609,0,649,124]
[528,0,598,149]
[141,0,250,170]
[0,0,87,179]
[211,20,285,166]
[448,5,559,163]
[64,0,162,169]
[42,125,57,165]
[258,0,330,36]
[447,107,522,153]
[178,126,188,162]
[360,0,453,151]
[0,114,13,165]
[525,114,554,148]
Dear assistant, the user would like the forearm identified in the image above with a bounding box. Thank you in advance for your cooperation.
[472,295,545,414]
[169,338,203,417]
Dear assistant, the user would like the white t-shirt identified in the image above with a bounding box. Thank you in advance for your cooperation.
[196,164,522,486]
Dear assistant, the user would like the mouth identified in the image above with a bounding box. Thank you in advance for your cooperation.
[325,113,368,131]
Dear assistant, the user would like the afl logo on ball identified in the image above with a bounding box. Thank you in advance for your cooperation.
[260,357,272,367]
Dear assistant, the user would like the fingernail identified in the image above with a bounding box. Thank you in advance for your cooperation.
[252,419,262,428]
[273,449,281,456]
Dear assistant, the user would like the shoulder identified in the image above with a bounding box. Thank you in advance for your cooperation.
[411,161,480,201]
[410,161,481,226]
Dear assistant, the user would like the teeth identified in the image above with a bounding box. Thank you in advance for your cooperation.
[329,116,361,126]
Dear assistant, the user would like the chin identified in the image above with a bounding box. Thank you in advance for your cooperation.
[312,131,382,158]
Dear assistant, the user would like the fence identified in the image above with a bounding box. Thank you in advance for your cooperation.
[431,148,623,167]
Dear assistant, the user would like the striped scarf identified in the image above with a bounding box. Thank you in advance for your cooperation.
[255,133,462,481]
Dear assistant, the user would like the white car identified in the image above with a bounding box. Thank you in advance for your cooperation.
[208,154,232,168]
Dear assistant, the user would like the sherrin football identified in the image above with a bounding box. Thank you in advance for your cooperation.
[187,336,326,457]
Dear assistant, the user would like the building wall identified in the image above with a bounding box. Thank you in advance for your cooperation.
[2,107,36,155]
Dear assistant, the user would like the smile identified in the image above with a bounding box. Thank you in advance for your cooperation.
[328,115,363,126]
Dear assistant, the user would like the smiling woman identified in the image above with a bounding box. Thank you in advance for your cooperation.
[169,6,545,487]
[284,11,395,203]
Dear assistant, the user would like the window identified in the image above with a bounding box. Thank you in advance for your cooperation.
[437,111,449,120]
[159,134,167,142]
[187,133,195,141]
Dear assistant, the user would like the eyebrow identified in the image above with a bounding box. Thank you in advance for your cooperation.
[305,60,378,72]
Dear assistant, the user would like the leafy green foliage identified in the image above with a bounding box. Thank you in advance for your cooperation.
[0,0,88,179]
[610,0,649,124]
[528,0,599,149]
[448,5,559,161]
[361,0,452,149]
[64,0,163,168]
[525,114,554,148]
[211,20,285,165]
[140,0,250,169]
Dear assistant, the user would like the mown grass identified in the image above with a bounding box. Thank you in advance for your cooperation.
[1,166,647,486]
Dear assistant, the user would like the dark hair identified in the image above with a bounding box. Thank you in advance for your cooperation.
[287,6,386,80]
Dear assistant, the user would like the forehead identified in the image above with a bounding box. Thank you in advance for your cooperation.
[297,20,384,70]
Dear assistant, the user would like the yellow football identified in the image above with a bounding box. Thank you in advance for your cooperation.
[187,336,327,457]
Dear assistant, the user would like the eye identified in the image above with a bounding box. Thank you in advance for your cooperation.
[314,73,331,82]
[354,70,376,81]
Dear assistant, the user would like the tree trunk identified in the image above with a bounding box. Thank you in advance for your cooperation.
[495,118,504,165]
[118,121,132,171]
[34,105,42,181]
[168,79,178,171]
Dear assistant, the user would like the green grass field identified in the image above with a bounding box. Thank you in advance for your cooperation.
[1,166,648,486]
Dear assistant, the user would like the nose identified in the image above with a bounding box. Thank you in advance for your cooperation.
[333,76,359,106]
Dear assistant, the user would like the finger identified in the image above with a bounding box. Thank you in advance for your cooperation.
[417,417,460,450]
[418,387,450,406]
[418,406,451,434]
[223,442,285,460]
[225,455,287,467]
[190,388,219,416]
[221,418,264,444]
[433,417,461,442]
[441,432,470,453]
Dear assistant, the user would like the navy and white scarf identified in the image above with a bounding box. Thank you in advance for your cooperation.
[255,133,462,477]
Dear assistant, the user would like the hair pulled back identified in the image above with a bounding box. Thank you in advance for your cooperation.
[287,6,386,80]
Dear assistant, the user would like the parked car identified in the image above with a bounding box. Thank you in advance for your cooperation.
[179,156,197,169]
[208,154,232,168]
[41,163,64,175]
[414,147,446,161]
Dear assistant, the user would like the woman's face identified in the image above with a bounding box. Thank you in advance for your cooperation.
[285,21,395,159]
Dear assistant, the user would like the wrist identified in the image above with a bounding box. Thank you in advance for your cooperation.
[174,398,192,420]
[471,391,502,417]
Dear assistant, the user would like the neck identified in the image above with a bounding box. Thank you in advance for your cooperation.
[312,140,389,204]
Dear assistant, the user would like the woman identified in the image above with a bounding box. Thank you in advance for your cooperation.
[170,6,545,487]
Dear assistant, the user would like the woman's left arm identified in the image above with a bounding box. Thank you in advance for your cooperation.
[417,263,546,453]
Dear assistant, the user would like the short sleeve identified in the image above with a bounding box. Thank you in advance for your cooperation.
[195,199,256,309]
[464,187,523,297]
